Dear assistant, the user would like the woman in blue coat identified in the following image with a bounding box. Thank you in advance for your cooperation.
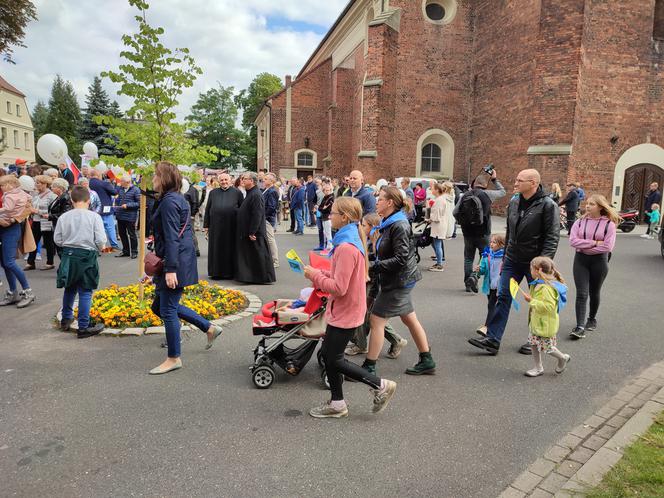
[148,161,222,375]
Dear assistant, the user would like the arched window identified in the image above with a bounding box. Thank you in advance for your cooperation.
[297,152,313,166]
[416,129,455,178]
[655,0,664,40]
[421,143,442,172]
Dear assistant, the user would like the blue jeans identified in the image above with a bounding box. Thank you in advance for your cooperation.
[102,214,119,248]
[151,288,211,358]
[294,208,304,234]
[316,217,325,248]
[62,286,93,329]
[0,223,30,292]
[486,258,533,343]
[432,237,445,265]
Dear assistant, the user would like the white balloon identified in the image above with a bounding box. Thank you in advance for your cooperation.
[180,178,190,195]
[83,142,98,159]
[37,134,68,166]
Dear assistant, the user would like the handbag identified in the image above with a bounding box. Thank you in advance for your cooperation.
[144,219,188,277]
[18,220,37,255]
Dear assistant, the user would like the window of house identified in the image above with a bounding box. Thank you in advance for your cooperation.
[426,3,445,21]
[655,0,664,40]
[14,130,19,148]
[1,127,6,144]
[421,143,442,172]
[24,132,29,150]
[297,152,314,167]
[16,104,21,117]
[6,101,11,114]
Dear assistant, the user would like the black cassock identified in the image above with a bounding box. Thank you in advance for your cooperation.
[235,185,276,284]
[204,186,244,279]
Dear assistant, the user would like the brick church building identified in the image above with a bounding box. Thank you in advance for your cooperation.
[255,0,664,211]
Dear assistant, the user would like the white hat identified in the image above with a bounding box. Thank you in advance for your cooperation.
[18,175,35,193]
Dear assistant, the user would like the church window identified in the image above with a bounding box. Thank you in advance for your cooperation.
[297,152,314,166]
[426,3,445,21]
[655,0,664,40]
[422,0,457,25]
[421,143,442,173]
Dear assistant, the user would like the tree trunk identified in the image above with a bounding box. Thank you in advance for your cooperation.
[138,176,147,301]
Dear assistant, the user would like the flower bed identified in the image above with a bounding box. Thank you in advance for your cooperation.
[89,281,246,328]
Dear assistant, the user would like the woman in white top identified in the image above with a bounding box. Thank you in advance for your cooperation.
[427,182,455,272]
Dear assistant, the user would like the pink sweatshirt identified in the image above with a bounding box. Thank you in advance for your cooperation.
[569,216,616,255]
[311,243,367,329]
[0,187,31,222]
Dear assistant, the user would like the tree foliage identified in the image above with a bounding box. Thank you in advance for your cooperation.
[44,75,82,164]
[96,0,216,172]
[187,85,245,169]
[236,72,283,131]
[80,76,123,157]
[31,100,49,163]
[0,0,37,64]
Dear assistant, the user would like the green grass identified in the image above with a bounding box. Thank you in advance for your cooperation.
[586,411,664,498]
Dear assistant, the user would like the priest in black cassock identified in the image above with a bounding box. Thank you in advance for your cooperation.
[235,172,276,284]
[203,172,244,279]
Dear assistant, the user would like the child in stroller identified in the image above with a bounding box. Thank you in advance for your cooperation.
[250,284,330,389]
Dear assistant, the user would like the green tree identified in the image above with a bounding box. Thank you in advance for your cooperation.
[188,85,245,169]
[31,100,49,163]
[97,0,217,172]
[235,73,282,170]
[80,76,124,157]
[96,0,217,297]
[44,75,82,164]
[0,0,37,64]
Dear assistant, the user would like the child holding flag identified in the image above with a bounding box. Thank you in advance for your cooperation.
[474,234,506,337]
[521,256,571,377]
[303,197,397,418]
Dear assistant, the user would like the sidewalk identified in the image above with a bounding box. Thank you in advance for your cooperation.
[500,360,664,497]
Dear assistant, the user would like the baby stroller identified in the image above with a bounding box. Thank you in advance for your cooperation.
[250,253,333,390]
[413,221,432,263]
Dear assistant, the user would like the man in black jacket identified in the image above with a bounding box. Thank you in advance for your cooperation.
[559,183,580,232]
[468,169,560,355]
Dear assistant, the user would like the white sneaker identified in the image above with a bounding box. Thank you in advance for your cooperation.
[525,367,544,377]
[640,234,650,238]
[36,254,42,261]
[555,354,571,374]
[345,344,367,356]
[386,338,408,359]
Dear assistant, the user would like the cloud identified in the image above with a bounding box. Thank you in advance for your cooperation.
[1,0,348,120]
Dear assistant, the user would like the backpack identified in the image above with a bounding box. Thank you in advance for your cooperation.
[454,190,484,227]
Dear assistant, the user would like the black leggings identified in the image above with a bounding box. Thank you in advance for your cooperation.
[321,324,381,401]
[573,252,609,328]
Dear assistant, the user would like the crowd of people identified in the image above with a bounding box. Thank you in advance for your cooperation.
[1,155,662,418]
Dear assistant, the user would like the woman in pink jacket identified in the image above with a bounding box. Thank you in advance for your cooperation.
[0,175,35,308]
[568,194,619,340]
[304,197,397,418]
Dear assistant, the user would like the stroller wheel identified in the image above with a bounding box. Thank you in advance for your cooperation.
[252,365,276,389]
[317,349,325,369]
[415,251,421,264]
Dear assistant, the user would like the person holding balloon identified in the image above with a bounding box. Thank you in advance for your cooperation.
[89,168,120,252]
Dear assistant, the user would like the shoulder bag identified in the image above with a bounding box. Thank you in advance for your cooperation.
[144,219,188,276]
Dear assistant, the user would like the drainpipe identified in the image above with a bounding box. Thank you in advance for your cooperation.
[265,101,273,173]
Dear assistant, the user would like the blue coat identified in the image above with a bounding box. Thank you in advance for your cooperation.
[305,181,317,203]
[89,178,117,210]
[263,186,279,225]
[345,185,376,215]
[114,185,141,222]
[291,186,305,210]
[151,192,198,290]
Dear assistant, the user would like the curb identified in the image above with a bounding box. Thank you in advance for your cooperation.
[55,289,262,336]
[500,360,664,498]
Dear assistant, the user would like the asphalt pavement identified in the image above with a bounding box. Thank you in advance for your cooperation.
[1,220,663,497]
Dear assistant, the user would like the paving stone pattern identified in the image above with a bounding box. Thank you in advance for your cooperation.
[500,361,664,497]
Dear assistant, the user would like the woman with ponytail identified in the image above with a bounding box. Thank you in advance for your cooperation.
[303,197,397,418]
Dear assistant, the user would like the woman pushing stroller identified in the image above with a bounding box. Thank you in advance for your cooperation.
[303,197,397,418]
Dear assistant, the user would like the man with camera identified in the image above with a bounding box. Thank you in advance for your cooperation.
[454,164,506,292]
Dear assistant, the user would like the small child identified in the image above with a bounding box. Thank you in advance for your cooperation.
[54,186,107,339]
[523,257,571,377]
[475,234,505,336]
[647,203,660,239]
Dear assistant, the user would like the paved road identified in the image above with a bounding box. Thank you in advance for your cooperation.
[1,221,663,497]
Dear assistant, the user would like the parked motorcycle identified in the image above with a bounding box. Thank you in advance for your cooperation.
[618,209,639,233]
